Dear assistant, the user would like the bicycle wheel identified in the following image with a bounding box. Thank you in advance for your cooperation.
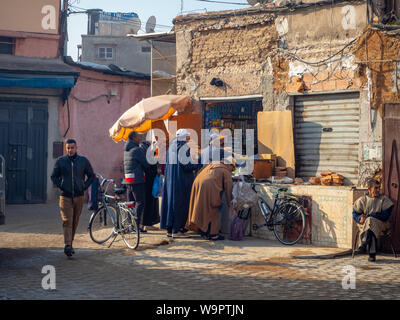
[89,205,117,244]
[273,200,306,245]
[119,207,140,249]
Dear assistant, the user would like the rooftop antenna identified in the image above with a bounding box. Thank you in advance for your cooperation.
[145,15,156,33]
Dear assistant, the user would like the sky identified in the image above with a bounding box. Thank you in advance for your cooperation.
[66,0,251,60]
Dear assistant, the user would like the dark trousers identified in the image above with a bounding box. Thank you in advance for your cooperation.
[127,183,146,226]
[362,230,377,256]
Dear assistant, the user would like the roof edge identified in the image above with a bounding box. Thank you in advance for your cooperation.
[173,0,364,24]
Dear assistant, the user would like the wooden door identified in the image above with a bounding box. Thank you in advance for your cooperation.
[383,103,400,252]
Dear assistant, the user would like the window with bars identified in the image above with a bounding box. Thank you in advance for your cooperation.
[97,47,114,59]
[0,37,14,54]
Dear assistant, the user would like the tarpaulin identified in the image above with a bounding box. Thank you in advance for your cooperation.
[0,73,76,88]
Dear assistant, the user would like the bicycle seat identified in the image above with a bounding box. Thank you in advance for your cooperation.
[114,187,126,195]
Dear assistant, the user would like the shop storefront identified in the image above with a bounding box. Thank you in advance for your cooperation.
[200,96,263,155]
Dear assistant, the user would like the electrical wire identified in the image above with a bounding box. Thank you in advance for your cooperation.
[278,37,359,67]
[68,4,173,30]
[194,0,248,5]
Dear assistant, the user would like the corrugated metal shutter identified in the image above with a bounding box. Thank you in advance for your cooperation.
[294,92,360,185]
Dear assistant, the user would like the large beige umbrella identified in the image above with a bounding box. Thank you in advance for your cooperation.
[109,95,192,142]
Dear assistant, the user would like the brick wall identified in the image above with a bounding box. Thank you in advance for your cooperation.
[175,11,277,99]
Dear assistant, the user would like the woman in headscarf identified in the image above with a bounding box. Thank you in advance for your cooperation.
[160,129,198,238]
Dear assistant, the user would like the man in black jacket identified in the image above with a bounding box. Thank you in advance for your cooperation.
[124,131,149,232]
[51,139,94,257]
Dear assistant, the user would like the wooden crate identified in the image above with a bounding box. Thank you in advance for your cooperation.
[253,159,273,179]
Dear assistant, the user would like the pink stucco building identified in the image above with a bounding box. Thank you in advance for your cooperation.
[61,58,150,185]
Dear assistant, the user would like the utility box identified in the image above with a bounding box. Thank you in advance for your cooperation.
[0,155,5,225]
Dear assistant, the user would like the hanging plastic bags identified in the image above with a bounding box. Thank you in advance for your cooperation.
[152,174,164,198]
[229,216,244,241]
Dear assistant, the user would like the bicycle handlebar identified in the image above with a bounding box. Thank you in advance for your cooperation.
[96,173,115,188]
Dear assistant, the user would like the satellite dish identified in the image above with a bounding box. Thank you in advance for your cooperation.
[128,17,141,34]
[247,0,259,5]
[145,16,156,33]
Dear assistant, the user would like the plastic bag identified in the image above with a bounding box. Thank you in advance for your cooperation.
[88,176,99,211]
[231,179,258,211]
[152,174,164,198]
[152,175,160,198]
[229,216,244,241]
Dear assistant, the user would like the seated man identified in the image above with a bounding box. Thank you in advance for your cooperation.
[353,178,394,262]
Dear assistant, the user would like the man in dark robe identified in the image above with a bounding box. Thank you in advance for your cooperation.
[160,129,198,238]
[140,140,160,229]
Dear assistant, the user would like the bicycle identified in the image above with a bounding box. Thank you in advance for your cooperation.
[251,183,307,245]
[88,174,140,250]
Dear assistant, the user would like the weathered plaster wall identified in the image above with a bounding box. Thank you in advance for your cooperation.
[174,2,400,186]
[59,68,150,185]
[175,12,277,100]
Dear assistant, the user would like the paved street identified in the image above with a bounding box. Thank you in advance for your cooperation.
[1,201,400,300]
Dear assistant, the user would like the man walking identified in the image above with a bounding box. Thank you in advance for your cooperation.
[124,131,149,232]
[51,139,95,257]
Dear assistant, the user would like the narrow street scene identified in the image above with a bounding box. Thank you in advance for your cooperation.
[1,0,400,305]
[1,202,400,300]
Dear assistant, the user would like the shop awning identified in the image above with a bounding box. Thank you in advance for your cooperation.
[200,94,262,102]
[0,55,79,89]
[0,73,76,88]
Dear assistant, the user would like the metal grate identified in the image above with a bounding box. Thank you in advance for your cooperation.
[294,92,360,185]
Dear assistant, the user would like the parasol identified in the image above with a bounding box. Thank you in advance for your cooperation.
[109,94,192,142]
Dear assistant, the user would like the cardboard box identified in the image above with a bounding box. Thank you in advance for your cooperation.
[253,159,273,179]
[260,154,276,169]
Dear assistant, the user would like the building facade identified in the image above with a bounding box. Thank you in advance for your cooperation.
[80,10,151,75]
[61,58,150,185]
[172,0,400,248]
[0,0,79,204]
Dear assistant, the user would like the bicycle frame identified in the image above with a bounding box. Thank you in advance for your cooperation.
[90,175,119,230]
[252,185,301,230]
[256,195,277,230]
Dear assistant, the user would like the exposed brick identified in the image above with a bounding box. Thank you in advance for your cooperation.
[336,79,350,90]
[310,82,323,92]
[322,80,336,91]
[287,82,300,93]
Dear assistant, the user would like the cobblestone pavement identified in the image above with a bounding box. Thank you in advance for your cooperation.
[1,202,400,300]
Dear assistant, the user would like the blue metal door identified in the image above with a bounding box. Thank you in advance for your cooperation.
[0,98,48,204]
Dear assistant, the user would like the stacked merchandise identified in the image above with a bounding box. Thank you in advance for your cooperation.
[203,101,262,155]
[309,169,344,186]
[273,166,287,177]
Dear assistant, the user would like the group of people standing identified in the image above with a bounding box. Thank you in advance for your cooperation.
[51,135,396,262]
[125,128,235,241]
[51,129,235,258]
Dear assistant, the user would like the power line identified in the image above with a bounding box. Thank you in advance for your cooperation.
[68,4,173,30]
[195,0,249,5]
